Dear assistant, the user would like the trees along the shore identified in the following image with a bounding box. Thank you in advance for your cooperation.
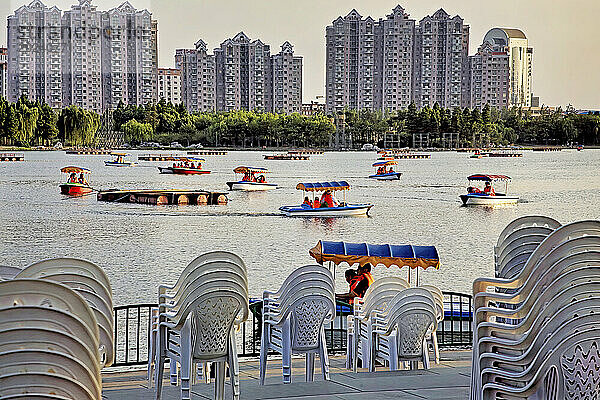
[121,119,153,145]
[57,105,100,147]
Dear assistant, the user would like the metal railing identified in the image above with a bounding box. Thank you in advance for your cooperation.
[111,291,473,367]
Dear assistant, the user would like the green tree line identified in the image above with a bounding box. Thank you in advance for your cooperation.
[1,95,599,148]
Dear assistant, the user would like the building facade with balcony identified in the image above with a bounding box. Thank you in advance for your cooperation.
[325,6,470,113]
[271,41,302,114]
[413,9,470,109]
[0,48,7,99]
[157,68,181,105]
[7,0,157,111]
[175,40,216,112]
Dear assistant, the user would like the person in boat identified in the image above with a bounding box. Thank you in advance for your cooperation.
[483,181,495,196]
[257,175,266,183]
[243,172,251,181]
[312,197,321,208]
[77,172,88,185]
[320,190,337,208]
[336,268,370,304]
[68,172,77,183]
[358,263,374,287]
[302,196,311,208]
[388,166,394,173]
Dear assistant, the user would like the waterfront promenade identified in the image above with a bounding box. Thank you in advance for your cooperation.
[102,350,471,399]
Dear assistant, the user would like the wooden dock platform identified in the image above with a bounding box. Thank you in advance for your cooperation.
[0,153,24,162]
[138,154,186,161]
[66,149,113,155]
[96,189,228,205]
[187,150,228,156]
[264,154,310,160]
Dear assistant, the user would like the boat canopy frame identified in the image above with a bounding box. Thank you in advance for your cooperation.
[372,160,398,167]
[296,181,350,192]
[233,166,270,174]
[467,174,511,181]
[60,166,91,174]
[309,240,440,285]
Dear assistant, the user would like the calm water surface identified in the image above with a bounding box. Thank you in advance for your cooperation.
[1,149,598,304]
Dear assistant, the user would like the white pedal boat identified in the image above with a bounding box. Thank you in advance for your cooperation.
[369,160,401,180]
[226,166,277,191]
[460,174,519,206]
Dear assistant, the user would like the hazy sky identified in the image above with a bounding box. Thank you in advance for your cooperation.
[2,0,599,109]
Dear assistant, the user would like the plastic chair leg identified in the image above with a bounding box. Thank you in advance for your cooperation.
[305,352,315,382]
[432,332,440,364]
[346,331,353,369]
[319,328,330,381]
[282,320,292,384]
[259,324,268,385]
[215,361,226,400]
[170,360,178,385]
[154,327,166,400]
[228,334,241,400]
[422,338,431,370]
[148,328,155,387]
[180,321,192,400]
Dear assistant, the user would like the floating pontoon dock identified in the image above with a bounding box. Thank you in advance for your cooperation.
[0,153,24,161]
[65,149,113,155]
[486,152,523,157]
[394,153,431,159]
[264,154,310,160]
[187,150,228,156]
[138,154,186,161]
[532,147,563,151]
[97,189,228,205]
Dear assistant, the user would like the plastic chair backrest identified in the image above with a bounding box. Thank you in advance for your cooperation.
[0,373,97,400]
[0,266,22,281]
[22,258,111,295]
[495,216,561,249]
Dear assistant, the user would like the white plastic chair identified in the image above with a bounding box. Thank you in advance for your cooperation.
[260,265,335,385]
[154,255,249,400]
[370,288,437,371]
[419,284,444,364]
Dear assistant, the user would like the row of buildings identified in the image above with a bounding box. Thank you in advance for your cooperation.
[174,34,302,114]
[3,1,534,115]
[325,6,533,114]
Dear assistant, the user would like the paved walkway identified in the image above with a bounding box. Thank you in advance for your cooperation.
[102,350,472,399]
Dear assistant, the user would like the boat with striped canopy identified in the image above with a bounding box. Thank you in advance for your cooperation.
[157,157,210,175]
[279,181,373,217]
[59,166,93,196]
[104,152,137,167]
[226,166,277,191]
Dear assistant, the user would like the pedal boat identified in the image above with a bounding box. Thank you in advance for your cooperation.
[59,166,93,196]
[226,166,277,191]
[279,181,373,217]
[105,152,137,167]
[460,174,519,206]
[158,157,210,175]
[369,160,402,180]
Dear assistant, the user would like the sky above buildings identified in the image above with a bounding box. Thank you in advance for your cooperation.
[2,0,599,109]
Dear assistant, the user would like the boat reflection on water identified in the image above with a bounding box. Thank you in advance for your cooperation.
[301,217,338,230]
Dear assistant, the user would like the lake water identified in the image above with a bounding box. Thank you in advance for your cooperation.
[1,149,598,305]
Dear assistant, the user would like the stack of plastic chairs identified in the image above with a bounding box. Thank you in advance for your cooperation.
[419,284,444,364]
[0,265,21,281]
[0,279,102,399]
[260,265,335,384]
[346,277,409,372]
[471,220,600,399]
[16,257,114,367]
[153,251,249,400]
[494,216,561,279]
[370,287,437,371]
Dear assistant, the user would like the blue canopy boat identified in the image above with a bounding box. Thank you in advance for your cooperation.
[279,181,373,217]
[369,160,402,180]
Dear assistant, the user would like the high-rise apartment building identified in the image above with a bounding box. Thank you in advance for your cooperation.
[413,9,470,109]
[62,0,103,110]
[325,6,469,113]
[475,28,532,108]
[0,48,7,99]
[468,42,510,109]
[157,68,181,105]
[271,41,302,114]
[7,0,63,108]
[175,40,216,112]
[7,0,157,111]
[214,32,272,112]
